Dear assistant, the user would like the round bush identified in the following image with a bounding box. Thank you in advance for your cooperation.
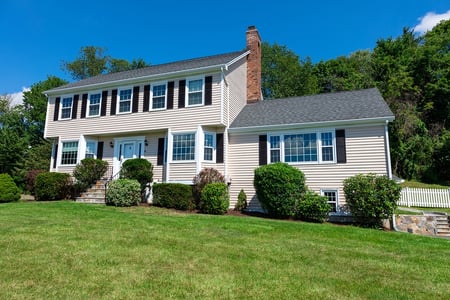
[120,158,153,190]
[295,191,330,223]
[0,173,21,203]
[343,174,401,227]
[106,179,141,207]
[200,183,229,215]
[73,158,108,191]
[254,162,306,218]
[152,183,195,210]
[35,172,72,201]
[192,168,225,205]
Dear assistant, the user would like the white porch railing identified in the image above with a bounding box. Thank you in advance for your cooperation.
[398,187,450,208]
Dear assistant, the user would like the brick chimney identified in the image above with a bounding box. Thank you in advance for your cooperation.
[246,26,262,104]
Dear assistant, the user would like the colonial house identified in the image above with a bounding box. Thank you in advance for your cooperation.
[44,26,394,213]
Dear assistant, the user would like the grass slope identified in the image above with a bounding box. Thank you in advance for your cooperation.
[1,201,449,299]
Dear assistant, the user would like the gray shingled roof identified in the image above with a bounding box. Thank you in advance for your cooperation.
[47,50,248,92]
[230,88,394,129]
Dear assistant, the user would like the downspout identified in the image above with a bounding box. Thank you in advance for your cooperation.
[384,120,392,180]
[221,66,230,180]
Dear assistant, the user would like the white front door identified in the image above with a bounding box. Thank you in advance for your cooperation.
[112,137,145,177]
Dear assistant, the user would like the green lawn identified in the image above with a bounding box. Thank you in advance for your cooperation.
[1,201,449,299]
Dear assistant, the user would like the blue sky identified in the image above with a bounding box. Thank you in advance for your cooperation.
[1,0,449,101]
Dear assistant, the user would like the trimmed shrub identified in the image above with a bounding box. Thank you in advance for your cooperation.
[120,158,153,190]
[200,183,229,215]
[152,183,195,211]
[106,179,140,207]
[35,172,72,201]
[343,173,401,227]
[234,189,247,211]
[295,191,331,223]
[25,169,45,195]
[73,158,108,191]
[254,162,306,218]
[0,173,21,203]
[192,168,225,205]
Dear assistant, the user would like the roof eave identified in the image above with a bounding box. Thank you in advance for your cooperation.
[228,116,395,134]
[44,63,228,96]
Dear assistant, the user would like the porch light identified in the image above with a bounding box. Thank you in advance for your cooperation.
[109,141,114,148]
[145,139,148,146]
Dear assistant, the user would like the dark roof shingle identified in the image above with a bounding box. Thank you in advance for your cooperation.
[230,88,394,129]
[48,50,248,92]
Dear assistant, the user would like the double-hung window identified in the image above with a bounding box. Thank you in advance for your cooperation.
[60,96,73,119]
[152,83,167,110]
[321,189,338,213]
[118,88,132,113]
[204,133,215,161]
[88,93,101,117]
[269,131,335,164]
[172,133,195,161]
[187,78,203,106]
[85,141,97,159]
[61,141,78,165]
[269,136,281,163]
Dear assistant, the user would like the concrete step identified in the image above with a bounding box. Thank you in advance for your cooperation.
[76,198,106,204]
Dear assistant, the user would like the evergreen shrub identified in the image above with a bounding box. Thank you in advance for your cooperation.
[0,173,21,203]
[152,183,195,211]
[35,172,72,201]
[199,183,229,215]
[106,179,140,207]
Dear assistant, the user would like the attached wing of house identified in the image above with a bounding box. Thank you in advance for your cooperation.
[44,26,395,214]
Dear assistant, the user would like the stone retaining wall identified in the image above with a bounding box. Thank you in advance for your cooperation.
[394,215,440,236]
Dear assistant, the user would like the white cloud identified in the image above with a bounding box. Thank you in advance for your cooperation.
[414,10,450,34]
[8,87,30,107]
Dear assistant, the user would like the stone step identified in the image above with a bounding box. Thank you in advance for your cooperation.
[76,198,106,204]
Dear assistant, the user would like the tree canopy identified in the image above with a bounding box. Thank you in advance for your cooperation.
[61,46,150,80]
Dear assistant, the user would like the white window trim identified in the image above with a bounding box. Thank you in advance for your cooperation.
[186,76,204,107]
[59,139,80,166]
[267,129,337,165]
[203,131,216,162]
[117,87,133,114]
[150,81,167,111]
[170,131,196,163]
[321,189,339,214]
[59,95,73,120]
[87,91,102,117]
[85,140,98,159]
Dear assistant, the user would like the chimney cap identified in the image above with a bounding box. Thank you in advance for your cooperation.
[247,25,256,30]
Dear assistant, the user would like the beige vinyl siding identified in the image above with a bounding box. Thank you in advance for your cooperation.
[228,125,389,212]
[45,74,223,139]
[226,57,248,125]
[228,134,261,211]
[169,163,197,182]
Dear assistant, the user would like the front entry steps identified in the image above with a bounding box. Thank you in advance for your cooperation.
[75,180,107,204]
[435,214,450,237]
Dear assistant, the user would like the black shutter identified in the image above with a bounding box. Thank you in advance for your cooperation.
[259,135,267,165]
[53,97,60,121]
[178,80,186,108]
[97,141,104,160]
[132,86,140,113]
[216,133,224,163]
[143,85,150,112]
[81,93,88,118]
[157,138,165,166]
[110,89,117,115]
[336,129,347,163]
[53,144,58,168]
[72,94,79,119]
[205,76,212,105]
[101,90,108,116]
[167,81,174,109]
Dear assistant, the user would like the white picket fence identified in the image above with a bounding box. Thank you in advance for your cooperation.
[398,187,450,208]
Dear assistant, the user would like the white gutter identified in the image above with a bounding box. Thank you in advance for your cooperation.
[44,52,250,96]
[228,116,395,134]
